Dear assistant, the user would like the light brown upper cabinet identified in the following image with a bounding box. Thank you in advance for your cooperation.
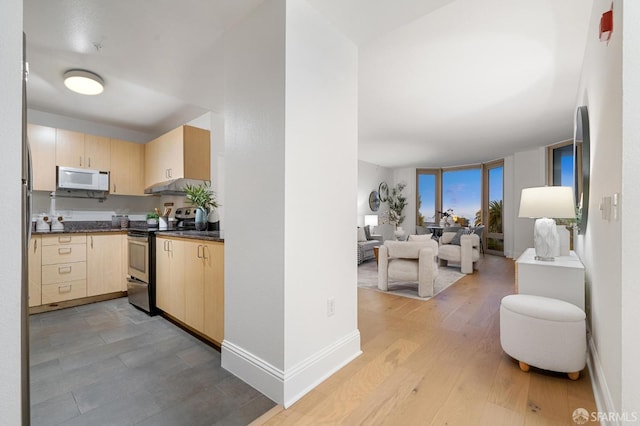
[27,124,56,191]
[110,139,145,195]
[144,125,210,188]
[56,129,111,171]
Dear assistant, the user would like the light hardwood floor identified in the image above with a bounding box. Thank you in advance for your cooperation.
[253,255,598,425]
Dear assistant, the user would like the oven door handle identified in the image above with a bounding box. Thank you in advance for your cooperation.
[127,236,149,243]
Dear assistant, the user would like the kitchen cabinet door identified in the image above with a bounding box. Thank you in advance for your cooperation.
[55,129,85,168]
[156,238,171,312]
[27,124,56,191]
[184,241,205,331]
[87,233,123,297]
[144,128,181,187]
[144,125,210,188]
[84,134,110,171]
[110,139,145,195]
[29,236,42,307]
[156,237,186,321]
[203,242,224,344]
[56,129,110,170]
[121,234,128,291]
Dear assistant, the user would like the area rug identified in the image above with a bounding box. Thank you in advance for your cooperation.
[357,260,465,301]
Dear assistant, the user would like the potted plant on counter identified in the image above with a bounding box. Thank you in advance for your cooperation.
[184,182,219,231]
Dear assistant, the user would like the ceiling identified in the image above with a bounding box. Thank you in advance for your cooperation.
[24,0,594,168]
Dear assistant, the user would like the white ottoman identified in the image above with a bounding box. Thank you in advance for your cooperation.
[500,294,587,380]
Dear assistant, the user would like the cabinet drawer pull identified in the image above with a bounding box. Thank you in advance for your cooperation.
[58,247,72,255]
[88,157,92,167]
[58,285,72,294]
[58,236,72,243]
[58,266,72,274]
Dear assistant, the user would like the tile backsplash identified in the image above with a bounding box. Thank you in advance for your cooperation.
[31,190,187,222]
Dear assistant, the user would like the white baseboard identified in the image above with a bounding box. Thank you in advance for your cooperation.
[221,329,361,408]
[587,333,619,426]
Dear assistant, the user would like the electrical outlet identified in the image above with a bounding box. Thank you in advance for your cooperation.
[327,298,335,317]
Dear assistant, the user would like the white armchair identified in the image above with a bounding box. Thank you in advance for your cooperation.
[378,239,439,298]
[438,231,480,274]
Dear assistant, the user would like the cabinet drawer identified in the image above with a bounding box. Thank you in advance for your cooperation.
[42,279,87,304]
[42,234,86,246]
[42,245,87,265]
[42,262,86,284]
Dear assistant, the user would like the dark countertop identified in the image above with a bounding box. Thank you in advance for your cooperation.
[32,220,147,235]
[155,230,224,243]
[33,228,128,235]
[31,220,225,242]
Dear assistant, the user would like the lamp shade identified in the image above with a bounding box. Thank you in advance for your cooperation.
[519,186,576,219]
[364,214,379,227]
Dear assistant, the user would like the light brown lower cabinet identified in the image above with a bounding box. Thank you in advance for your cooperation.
[156,237,186,322]
[28,236,42,307]
[202,242,224,344]
[87,233,124,297]
[157,236,224,344]
[41,234,87,304]
[31,232,127,309]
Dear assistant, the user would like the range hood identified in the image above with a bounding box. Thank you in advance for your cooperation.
[144,178,210,195]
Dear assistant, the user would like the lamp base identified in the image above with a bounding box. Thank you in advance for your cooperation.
[533,217,559,261]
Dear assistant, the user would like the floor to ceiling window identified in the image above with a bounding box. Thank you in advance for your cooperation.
[442,167,481,227]
[416,169,440,226]
[483,160,504,255]
[416,160,504,255]
[547,141,574,187]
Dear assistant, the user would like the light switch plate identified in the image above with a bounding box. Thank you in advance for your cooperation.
[601,196,612,221]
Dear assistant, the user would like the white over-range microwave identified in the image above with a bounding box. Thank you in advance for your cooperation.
[57,166,109,191]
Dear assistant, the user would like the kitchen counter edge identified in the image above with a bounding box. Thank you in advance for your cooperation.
[155,231,224,242]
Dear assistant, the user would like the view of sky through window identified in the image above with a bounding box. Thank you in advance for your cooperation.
[417,173,436,222]
[442,169,481,223]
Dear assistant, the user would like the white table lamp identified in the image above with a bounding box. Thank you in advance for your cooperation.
[519,186,576,261]
[364,214,379,228]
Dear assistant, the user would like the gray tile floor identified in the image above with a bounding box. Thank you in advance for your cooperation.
[29,298,275,426]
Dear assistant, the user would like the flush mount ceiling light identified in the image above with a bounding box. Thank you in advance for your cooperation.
[63,69,104,95]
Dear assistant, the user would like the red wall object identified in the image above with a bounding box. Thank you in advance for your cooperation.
[600,9,613,42]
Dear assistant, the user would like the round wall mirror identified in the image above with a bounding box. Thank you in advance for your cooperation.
[574,105,590,234]
[369,190,380,212]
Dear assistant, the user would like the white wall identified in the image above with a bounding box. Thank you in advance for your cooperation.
[393,168,417,231]
[222,0,360,407]
[0,0,25,422]
[283,0,359,403]
[28,109,154,143]
[621,1,640,415]
[357,160,392,225]
[187,111,225,228]
[505,148,546,258]
[223,0,287,394]
[574,0,624,415]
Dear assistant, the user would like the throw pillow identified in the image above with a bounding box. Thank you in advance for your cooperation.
[364,225,372,240]
[357,227,367,242]
[449,228,473,245]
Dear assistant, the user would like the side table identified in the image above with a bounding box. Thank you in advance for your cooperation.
[515,248,585,310]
